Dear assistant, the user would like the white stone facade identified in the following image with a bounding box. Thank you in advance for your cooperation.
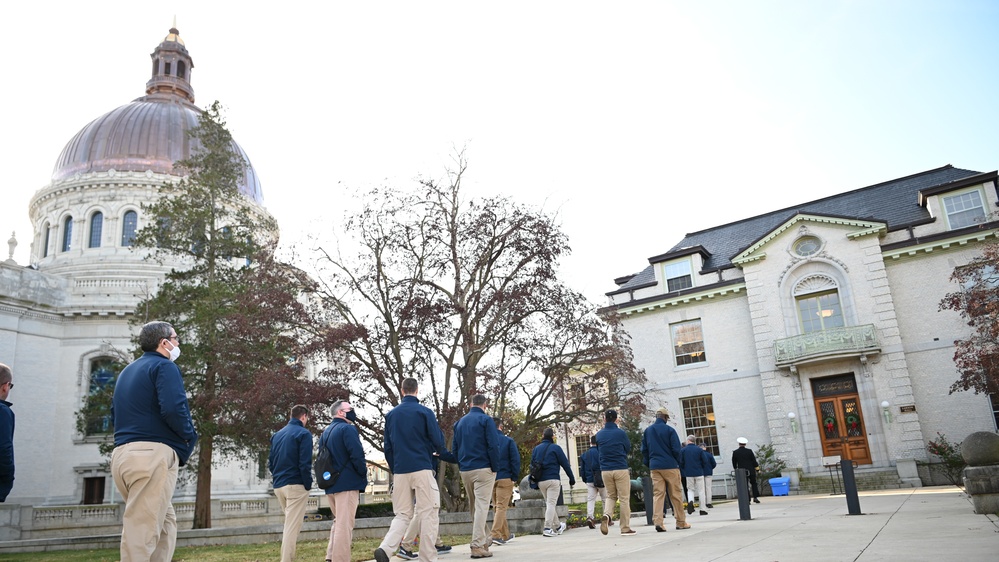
[604,168,999,482]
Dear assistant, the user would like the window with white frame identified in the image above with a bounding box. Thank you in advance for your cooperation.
[943,189,986,230]
[89,212,103,248]
[797,290,845,333]
[990,393,999,431]
[574,434,591,460]
[671,319,706,366]
[681,394,719,455]
[664,260,693,292]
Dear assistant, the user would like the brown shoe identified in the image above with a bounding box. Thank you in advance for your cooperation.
[676,522,691,530]
[471,546,494,559]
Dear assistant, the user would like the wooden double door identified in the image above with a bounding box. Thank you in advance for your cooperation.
[812,375,873,465]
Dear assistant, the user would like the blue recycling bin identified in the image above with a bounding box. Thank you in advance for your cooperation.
[769,477,790,496]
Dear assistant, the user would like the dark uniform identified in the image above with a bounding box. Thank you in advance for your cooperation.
[731,441,761,502]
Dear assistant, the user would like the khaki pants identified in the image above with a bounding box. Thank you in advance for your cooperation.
[490,478,514,540]
[651,468,686,527]
[275,483,310,562]
[401,508,444,551]
[379,470,440,562]
[111,441,179,562]
[602,469,632,533]
[539,479,562,530]
[686,475,707,508]
[460,468,496,549]
[586,482,608,519]
[326,490,359,562]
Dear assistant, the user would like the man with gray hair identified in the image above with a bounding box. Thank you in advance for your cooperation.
[0,362,14,502]
[111,321,198,562]
[680,434,708,516]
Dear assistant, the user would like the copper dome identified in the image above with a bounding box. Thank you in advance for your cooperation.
[50,27,264,205]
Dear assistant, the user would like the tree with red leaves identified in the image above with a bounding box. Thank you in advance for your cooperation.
[311,152,648,510]
[939,239,999,395]
[125,102,345,529]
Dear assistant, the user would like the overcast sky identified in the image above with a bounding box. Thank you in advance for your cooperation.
[1,1,996,304]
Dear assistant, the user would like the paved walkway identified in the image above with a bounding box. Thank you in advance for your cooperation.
[368,486,999,562]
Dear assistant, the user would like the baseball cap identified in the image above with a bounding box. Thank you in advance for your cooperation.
[655,407,669,416]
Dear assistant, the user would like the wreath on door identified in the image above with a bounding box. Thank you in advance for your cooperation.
[823,416,836,435]
[846,413,860,433]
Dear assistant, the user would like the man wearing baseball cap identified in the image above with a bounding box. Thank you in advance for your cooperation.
[641,407,688,531]
[732,437,761,503]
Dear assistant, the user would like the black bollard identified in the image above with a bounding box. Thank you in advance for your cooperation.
[642,476,654,525]
[735,468,752,520]
[840,460,862,515]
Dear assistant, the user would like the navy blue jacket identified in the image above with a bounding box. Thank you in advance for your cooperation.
[268,418,313,489]
[0,399,12,501]
[320,418,368,493]
[641,418,682,470]
[531,438,575,484]
[680,443,707,477]
[702,448,717,476]
[595,422,630,471]
[111,352,198,466]
[452,407,499,472]
[496,431,520,481]
[579,446,600,483]
[384,395,448,475]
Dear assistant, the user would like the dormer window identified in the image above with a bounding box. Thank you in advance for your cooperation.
[943,189,986,230]
[664,260,693,292]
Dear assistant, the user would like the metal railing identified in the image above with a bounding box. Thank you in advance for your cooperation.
[774,324,879,365]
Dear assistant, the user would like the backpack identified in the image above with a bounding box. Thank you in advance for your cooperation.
[529,442,553,484]
[593,467,605,488]
[314,427,341,489]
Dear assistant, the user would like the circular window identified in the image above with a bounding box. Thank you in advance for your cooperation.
[794,236,821,257]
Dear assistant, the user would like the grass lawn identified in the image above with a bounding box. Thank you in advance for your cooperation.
[2,534,473,562]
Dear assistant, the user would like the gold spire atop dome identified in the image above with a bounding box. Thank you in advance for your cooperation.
[163,17,184,45]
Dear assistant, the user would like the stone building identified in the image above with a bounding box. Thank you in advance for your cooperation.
[0,27,272,505]
[600,165,999,488]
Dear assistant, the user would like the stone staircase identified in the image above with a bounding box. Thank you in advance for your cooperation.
[795,468,912,495]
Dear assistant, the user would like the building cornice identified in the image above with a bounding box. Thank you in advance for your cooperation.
[882,224,999,260]
[601,279,746,316]
[732,214,887,266]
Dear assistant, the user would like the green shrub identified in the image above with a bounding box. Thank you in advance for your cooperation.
[925,432,966,487]
[755,443,788,495]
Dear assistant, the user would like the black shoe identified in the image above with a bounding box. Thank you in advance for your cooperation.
[586,516,595,529]
[699,510,709,516]
[436,544,453,554]
[686,503,694,515]
[374,548,390,562]
[397,547,418,560]
[655,525,666,532]
[753,498,761,504]
[706,503,714,509]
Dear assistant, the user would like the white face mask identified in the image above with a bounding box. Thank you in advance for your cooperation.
[166,340,181,362]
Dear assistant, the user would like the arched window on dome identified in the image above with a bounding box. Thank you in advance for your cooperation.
[152,58,158,76]
[121,211,138,247]
[62,216,73,252]
[165,61,172,76]
[89,212,103,248]
[42,222,50,258]
[176,60,186,79]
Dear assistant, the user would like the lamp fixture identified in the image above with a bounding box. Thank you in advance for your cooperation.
[881,400,892,424]
[788,411,798,433]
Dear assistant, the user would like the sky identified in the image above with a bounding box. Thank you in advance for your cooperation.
[1,1,997,304]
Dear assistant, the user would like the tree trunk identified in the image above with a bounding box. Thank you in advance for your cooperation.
[193,435,213,529]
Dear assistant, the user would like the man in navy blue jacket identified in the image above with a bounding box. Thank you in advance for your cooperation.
[595,409,637,536]
[321,400,368,562]
[269,404,313,562]
[641,408,688,531]
[578,435,606,529]
[490,417,520,545]
[452,394,499,558]
[531,427,576,537]
[111,321,198,562]
[680,435,709,516]
[0,362,13,503]
[375,378,450,562]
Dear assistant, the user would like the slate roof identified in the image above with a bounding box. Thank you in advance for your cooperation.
[609,165,989,296]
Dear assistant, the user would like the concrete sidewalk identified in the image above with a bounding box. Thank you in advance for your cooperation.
[369,486,998,562]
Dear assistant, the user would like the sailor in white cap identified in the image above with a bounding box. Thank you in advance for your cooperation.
[731,438,761,503]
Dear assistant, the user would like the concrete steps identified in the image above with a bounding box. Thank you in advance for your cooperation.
[796,468,911,495]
